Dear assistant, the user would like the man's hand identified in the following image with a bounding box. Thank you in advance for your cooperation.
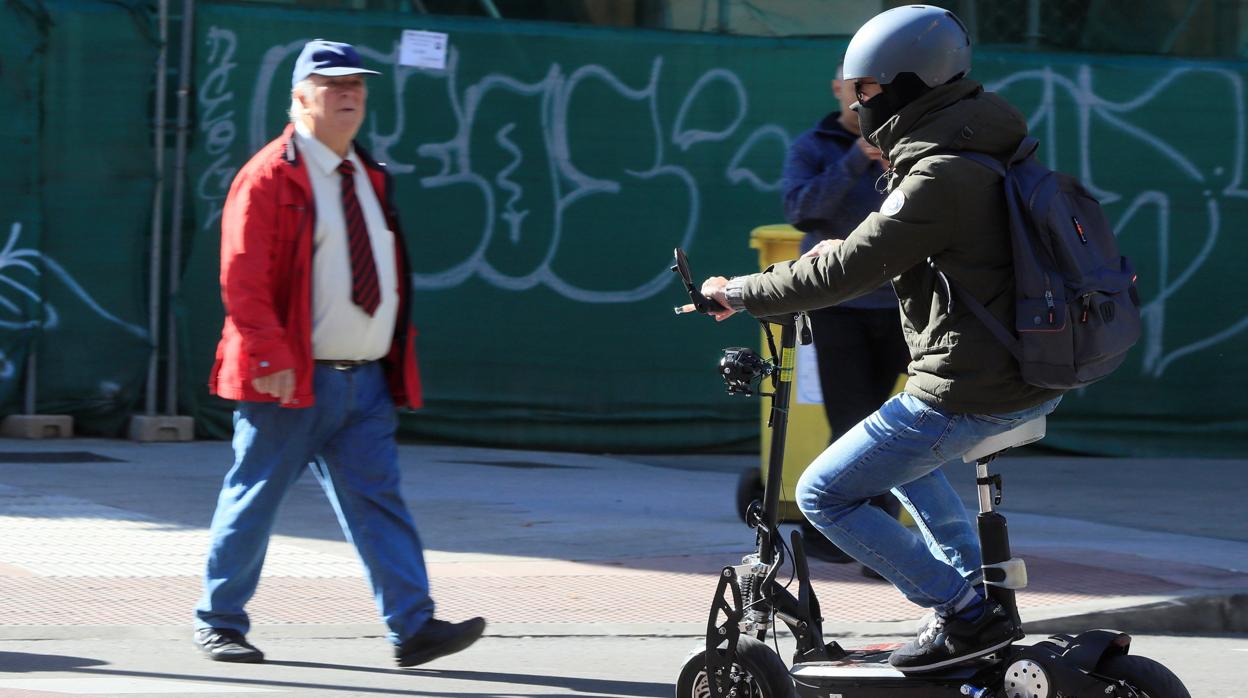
[803,238,843,258]
[856,137,884,161]
[699,276,737,322]
[253,369,296,405]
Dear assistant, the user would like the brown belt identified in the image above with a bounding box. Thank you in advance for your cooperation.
[315,359,374,370]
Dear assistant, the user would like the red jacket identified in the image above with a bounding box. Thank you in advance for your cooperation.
[209,124,422,409]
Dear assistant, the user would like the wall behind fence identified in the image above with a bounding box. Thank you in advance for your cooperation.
[977,52,1248,456]
[179,5,800,452]
[0,0,155,433]
[0,2,45,413]
[2,2,1242,456]
[176,6,1248,457]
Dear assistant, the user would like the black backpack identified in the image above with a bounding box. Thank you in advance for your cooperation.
[943,137,1142,390]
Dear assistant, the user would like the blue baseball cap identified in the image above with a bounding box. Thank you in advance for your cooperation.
[291,39,381,87]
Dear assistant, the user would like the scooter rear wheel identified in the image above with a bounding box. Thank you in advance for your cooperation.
[1096,654,1191,698]
[676,636,795,698]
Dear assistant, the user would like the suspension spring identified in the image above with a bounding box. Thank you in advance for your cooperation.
[745,574,769,628]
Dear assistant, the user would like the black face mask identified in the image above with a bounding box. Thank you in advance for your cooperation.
[852,92,897,148]
[851,72,934,148]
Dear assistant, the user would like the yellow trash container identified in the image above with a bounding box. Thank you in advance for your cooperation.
[746,224,911,525]
[748,224,829,522]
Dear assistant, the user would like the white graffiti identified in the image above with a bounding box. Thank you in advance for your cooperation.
[243,41,788,303]
[672,68,748,150]
[987,65,1248,377]
[494,123,529,244]
[0,222,148,339]
[211,34,1245,378]
[196,27,241,233]
[727,124,790,190]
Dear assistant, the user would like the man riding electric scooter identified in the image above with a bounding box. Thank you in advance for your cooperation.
[698,5,1064,673]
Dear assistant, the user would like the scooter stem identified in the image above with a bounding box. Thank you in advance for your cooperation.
[758,317,798,566]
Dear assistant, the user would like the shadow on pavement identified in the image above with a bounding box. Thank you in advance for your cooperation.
[405,668,669,696]
[62,664,670,697]
[271,660,670,696]
[0,651,107,672]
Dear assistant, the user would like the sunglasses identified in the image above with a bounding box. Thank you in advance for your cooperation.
[853,79,878,103]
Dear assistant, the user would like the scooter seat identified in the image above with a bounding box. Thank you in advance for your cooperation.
[962,417,1046,463]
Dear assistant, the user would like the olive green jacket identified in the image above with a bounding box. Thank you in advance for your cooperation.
[739,79,1063,414]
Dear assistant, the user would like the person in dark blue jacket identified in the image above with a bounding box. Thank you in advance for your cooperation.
[781,64,910,568]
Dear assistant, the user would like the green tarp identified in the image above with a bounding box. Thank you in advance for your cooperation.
[176,6,1248,456]
[3,1,1245,457]
[0,0,155,431]
[0,1,45,412]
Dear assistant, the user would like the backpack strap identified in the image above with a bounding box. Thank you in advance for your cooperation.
[954,150,1006,176]
[1010,136,1040,165]
[933,138,1038,361]
[945,279,1024,361]
[949,136,1037,174]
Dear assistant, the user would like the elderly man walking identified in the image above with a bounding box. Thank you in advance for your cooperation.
[194,39,484,667]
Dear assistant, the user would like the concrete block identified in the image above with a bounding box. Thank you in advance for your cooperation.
[1,414,74,439]
[128,415,196,442]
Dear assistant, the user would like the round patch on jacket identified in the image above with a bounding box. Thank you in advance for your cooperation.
[880,189,905,216]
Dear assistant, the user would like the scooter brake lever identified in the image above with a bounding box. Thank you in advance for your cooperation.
[671,247,729,315]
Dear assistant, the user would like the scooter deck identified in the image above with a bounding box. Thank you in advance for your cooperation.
[791,643,998,698]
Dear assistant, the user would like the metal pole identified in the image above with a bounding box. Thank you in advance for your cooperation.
[145,0,168,417]
[22,352,35,415]
[477,0,501,19]
[165,0,194,416]
[961,0,979,45]
[1025,0,1042,46]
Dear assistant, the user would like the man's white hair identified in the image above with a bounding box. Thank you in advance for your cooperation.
[289,78,317,124]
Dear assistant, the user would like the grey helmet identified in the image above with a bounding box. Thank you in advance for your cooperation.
[842,5,972,88]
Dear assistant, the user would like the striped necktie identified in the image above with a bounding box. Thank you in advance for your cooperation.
[336,159,380,316]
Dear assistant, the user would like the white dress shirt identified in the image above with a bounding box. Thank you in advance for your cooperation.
[294,121,399,361]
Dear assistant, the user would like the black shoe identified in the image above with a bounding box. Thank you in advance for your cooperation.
[888,600,1018,673]
[194,628,265,663]
[395,617,486,667]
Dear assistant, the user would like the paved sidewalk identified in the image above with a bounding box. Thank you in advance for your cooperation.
[1,437,1245,646]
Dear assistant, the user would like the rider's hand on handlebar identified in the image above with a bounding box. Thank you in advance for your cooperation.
[803,238,842,258]
[699,276,737,322]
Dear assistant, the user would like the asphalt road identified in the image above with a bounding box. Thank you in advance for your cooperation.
[3,439,1245,697]
[0,632,1242,697]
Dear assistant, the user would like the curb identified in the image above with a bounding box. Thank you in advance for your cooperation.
[1022,590,1248,635]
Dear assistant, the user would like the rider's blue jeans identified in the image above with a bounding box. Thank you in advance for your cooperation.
[194,362,434,644]
[796,392,1061,617]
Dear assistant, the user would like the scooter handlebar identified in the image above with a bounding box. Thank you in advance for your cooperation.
[671,248,729,315]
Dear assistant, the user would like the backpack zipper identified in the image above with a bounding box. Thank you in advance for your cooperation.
[1072,216,1088,244]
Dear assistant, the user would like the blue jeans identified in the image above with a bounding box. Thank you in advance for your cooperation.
[796,392,1061,617]
[194,363,434,644]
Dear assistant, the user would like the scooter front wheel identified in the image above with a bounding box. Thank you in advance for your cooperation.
[676,636,795,698]
[1095,654,1191,698]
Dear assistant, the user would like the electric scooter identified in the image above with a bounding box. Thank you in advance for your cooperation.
[669,248,1191,698]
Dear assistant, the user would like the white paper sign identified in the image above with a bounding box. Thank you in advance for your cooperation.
[399,30,448,70]
[795,342,824,404]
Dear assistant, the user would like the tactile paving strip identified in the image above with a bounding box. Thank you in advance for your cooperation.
[0,558,1191,628]
[0,485,1198,628]
[0,488,359,578]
